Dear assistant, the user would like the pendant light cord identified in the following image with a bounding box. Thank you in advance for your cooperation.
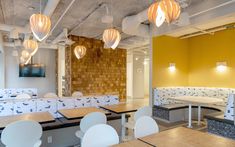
[111,0,113,28]
[40,0,42,14]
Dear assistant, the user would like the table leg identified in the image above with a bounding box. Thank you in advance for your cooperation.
[198,105,201,125]
[121,113,126,140]
[188,104,192,128]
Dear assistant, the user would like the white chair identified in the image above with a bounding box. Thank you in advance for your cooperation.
[72,91,83,97]
[124,106,152,129]
[134,116,159,138]
[81,124,119,147]
[43,92,58,98]
[16,93,31,99]
[1,120,43,147]
[75,112,107,140]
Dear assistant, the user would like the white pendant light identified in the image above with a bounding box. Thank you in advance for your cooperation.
[20,54,31,65]
[30,0,51,42]
[23,39,39,56]
[74,45,87,60]
[21,50,30,59]
[148,2,165,27]
[102,28,121,49]
[30,14,51,41]
[148,0,181,27]
[159,0,181,23]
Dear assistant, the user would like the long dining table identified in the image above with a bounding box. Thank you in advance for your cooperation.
[0,112,55,129]
[58,107,110,120]
[137,127,235,147]
[168,96,223,128]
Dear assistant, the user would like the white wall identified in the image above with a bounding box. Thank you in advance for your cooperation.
[132,53,145,99]
[127,54,133,97]
[5,47,56,97]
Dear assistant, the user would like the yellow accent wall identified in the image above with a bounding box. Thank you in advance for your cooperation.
[153,29,235,88]
[188,29,235,88]
[152,36,189,87]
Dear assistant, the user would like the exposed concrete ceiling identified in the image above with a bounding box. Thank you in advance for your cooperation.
[0,0,235,53]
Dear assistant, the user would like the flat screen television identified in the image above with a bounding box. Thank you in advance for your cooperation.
[19,64,46,77]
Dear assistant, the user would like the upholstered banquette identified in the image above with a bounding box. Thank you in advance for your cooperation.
[153,87,234,121]
[0,95,119,118]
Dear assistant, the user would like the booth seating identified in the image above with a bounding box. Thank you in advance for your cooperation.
[153,87,234,122]
[0,95,119,118]
[0,88,37,99]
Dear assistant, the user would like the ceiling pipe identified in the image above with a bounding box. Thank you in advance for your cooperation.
[189,0,235,18]
[50,0,76,35]
[43,0,61,17]
[3,42,58,49]
[122,9,150,38]
[0,24,30,34]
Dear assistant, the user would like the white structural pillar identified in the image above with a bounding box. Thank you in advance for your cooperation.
[57,45,65,97]
[149,26,153,107]
[198,105,201,125]
[0,32,5,88]
[188,104,192,128]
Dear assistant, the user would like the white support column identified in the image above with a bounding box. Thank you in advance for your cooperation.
[57,45,65,97]
[149,25,153,108]
[121,113,126,141]
[188,104,192,128]
[198,105,201,125]
[0,32,5,88]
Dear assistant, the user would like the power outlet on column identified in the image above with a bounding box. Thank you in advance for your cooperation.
[48,136,52,143]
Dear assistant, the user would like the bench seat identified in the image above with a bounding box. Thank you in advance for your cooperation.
[153,104,224,123]
[205,112,235,139]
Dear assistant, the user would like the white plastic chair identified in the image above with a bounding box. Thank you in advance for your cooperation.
[81,124,119,147]
[72,91,83,97]
[16,93,31,99]
[1,120,43,147]
[134,116,159,138]
[75,112,107,140]
[124,106,152,129]
[43,92,58,98]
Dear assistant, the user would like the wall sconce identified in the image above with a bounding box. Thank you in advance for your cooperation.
[216,62,227,72]
[169,63,176,72]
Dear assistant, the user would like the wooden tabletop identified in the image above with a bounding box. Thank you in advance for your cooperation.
[100,102,147,114]
[139,127,235,147]
[169,96,223,105]
[58,107,110,120]
[112,139,154,147]
[0,112,55,129]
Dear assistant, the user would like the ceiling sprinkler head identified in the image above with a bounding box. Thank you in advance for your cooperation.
[101,15,113,24]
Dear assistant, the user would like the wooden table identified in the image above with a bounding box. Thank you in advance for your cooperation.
[139,127,235,147]
[58,107,110,120]
[169,96,223,128]
[0,112,55,129]
[101,102,147,140]
[112,139,154,147]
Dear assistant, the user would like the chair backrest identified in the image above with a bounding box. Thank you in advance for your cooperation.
[80,112,107,133]
[72,91,83,97]
[134,116,159,138]
[43,92,58,98]
[134,106,152,121]
[1,120,43,147]
[81,124,119,147]
[16,93,31,99]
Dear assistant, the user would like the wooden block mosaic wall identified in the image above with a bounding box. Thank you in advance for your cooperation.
[64,35,126,100]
